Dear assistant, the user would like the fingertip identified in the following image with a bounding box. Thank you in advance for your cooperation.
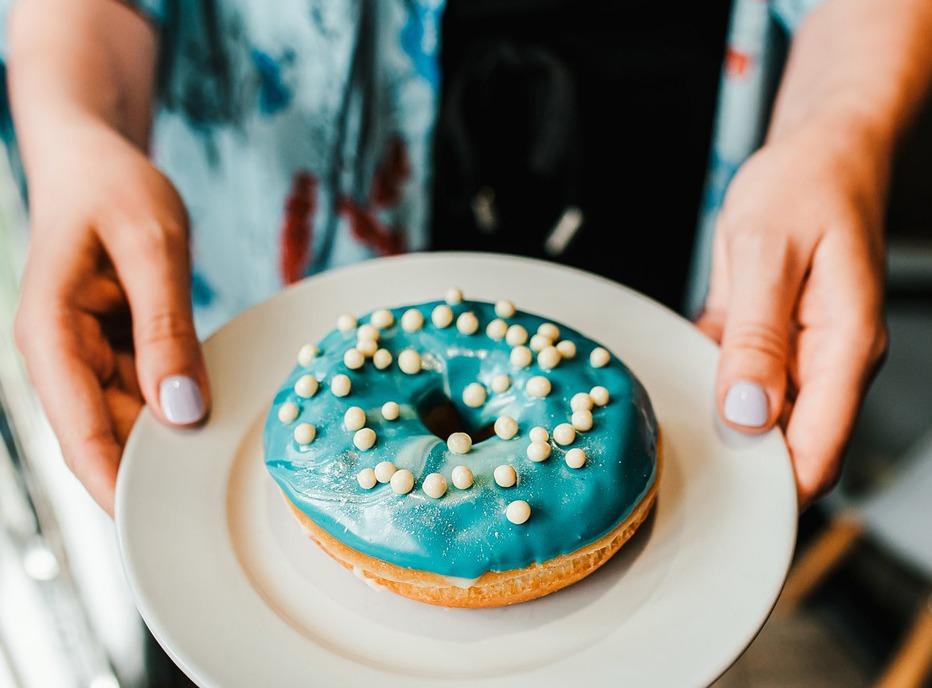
[158,373,208,426]
[719,378,782,433]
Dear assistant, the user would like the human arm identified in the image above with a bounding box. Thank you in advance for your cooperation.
[698,0,932,506]
[10,0,209,514]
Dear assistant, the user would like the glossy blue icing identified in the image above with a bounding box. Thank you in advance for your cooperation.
[263,300,658,579]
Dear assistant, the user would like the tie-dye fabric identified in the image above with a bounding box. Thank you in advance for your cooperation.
[130,1,443,334]
[687,0,823,313]
[0,0,821,329]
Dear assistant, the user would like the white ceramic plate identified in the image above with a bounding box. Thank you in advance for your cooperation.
[116,252,796,687]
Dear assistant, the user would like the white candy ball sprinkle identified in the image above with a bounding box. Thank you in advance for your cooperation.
[355,338,378,358]
[451,465,474,489]
[337,314,357,333]
[462,382,487,408]
[375,461,396,483]
[297,344,319,367]
[457,311,479,335]
[526,376,552,398]
[529,426,549,443]
[590,347,611,368]
[401,308,424,332]
[590,385,610,406]
[373,348,393,370]
[422,473,448,499]
[294,423,316,445]
[357,468,377,489]
[495,300,516,318]
[353,427,377,450]
[294,374,319,398]
[537,346,562,370]
[486,318,508,340]
[278,402,299,423]
[491,374,512,393]
[571,392,594,412]
[556,340,577,359]
[445,287,464,305]
[506,324,528,346]
[506,500,531,524]
[381,401,400,421]
[343,348,365,370]
[572,409,594,432]
[529,333,551,353]
[494,464,517,488]
[565,448,587,469]
[371,309,394,329]
[494,415,519,440]
[356,324,380,341]
[344,406,366,431]
[538,323,560,341]
[331,374,351,397]
[398,349,422,374]
[447,432,472,454]
[390,469,415,495]
[431,304,454,328]
[510,346,532,368]
[527,441,552,462]
[553,423,576,446]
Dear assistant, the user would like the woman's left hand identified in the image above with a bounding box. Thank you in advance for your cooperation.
[697,114,889,509]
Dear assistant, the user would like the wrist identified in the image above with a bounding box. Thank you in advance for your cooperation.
[24,110,127,181]
[773,98,896,159]
[772,102,897,205]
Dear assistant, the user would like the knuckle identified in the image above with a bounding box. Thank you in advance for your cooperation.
[845,314,888,364]
[132,217,186,257]
[61,427,113,474]
[723,321,788,364]
[136,309,196,349]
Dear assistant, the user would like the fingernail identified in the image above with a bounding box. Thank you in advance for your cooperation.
[724,380,769,428]
[159,375,205,424]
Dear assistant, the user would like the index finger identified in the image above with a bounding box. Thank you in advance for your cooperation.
[18,305,121,514]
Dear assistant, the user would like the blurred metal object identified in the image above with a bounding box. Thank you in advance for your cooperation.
[470,186,498,234]
[544,206,584,256]
[0,148,131,687]
[0,419,118,687]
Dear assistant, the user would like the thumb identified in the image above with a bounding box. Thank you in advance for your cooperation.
[716,233,803,432]
[103,218,209,426]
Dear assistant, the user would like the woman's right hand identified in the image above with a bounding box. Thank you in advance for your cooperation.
[14,119,209,515]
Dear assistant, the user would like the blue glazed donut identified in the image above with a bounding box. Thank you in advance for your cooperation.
[263,294,659,606]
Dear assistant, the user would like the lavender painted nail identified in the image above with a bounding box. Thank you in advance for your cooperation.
[724,380,768,428]
[159,375,205,425]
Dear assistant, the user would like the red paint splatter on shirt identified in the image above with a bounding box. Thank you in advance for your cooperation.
[339,135,411,256]
[369,136,412,207]
[279,171,318,284]
[340,197,406,256]
[725,47,752,78]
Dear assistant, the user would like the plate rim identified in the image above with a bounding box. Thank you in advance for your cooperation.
[116,251,798,687]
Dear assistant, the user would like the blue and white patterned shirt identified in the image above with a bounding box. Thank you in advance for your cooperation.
[0,0,820,328]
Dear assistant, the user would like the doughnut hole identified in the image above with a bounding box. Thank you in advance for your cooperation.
[415,388,496,443]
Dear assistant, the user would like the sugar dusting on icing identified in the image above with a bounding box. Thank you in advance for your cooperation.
[263,299,658,579]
